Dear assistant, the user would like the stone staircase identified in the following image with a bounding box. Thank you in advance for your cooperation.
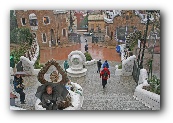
[81,61,151,110]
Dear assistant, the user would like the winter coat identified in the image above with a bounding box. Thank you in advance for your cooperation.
[102,61,109,68]
[41,89,64,110]
[97,61,102,68]
[100,67,110,80]
[64,61,69,70]
[13,76,24,92]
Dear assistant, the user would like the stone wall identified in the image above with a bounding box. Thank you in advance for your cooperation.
[15,10,68,47]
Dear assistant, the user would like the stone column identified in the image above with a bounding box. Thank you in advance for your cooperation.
[66,50,87,85]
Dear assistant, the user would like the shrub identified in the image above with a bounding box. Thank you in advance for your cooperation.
[148,75,160,95]
[118,64,122,69]
[84,52,92,61]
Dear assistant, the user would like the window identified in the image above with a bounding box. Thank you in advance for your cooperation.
[43,17,50,24]
[21,18,26,26]
[42,33,47,43]
[29,13,38,26]
[62,29,66,37]
[29,19,38,26]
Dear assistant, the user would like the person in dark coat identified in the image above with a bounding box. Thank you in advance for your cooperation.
[13,73,26,104]
[41,84,64,110]
[85,44,88,52]
[102,60,110,69]
[97,59,102,73]
[100,66,110,88]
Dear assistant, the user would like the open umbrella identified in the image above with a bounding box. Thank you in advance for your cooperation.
[35,82,69,101]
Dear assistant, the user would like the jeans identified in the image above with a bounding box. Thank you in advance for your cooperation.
[17,90,25,102]
[97,67,101,73]
[102,79,107,87]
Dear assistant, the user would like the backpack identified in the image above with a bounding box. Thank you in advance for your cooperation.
[103,70,108,78]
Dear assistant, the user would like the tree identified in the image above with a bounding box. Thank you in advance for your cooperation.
[69,10,75,31]
[10,10,18,31]
[10,27,33,45]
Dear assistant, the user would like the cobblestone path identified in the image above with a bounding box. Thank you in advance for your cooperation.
[11,61,151,110]
[81,61,151,110]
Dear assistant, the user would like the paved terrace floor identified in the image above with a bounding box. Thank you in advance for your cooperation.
[40,36,121,64]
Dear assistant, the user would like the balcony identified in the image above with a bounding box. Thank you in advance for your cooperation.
[30,26,38,31]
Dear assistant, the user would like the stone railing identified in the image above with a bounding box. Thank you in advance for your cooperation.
[133,69,160,110]
[85,59,97,66]
[122,55,136,76]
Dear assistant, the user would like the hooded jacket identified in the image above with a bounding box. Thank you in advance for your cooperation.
[100,67,110,80]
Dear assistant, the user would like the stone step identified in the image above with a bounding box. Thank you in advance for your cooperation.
[82,99,151,110]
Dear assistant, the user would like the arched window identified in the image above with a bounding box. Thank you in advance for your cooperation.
[21,18,26,26]
[29,13,38,26]
[42,33,47,43]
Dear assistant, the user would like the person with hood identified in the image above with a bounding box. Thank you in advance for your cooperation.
[100,66,110,89]
[41,84,64,110]
[64,60,69,72]
[102,60,110,69]
[97,59,102,73]
[13,73,26,104]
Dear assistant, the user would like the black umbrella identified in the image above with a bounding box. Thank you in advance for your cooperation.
[35,82,69,101]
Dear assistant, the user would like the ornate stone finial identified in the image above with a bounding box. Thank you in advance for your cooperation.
[50,71,59,82]
[37,59,68,84]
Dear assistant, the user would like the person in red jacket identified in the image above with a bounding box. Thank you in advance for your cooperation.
[100,66,110,88]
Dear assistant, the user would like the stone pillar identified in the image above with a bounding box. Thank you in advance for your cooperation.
[138,69,148,85]
[66,50,87,85]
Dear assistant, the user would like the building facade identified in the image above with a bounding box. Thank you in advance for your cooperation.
[104,10,153,46]
[15,10,69,47]
[88,14,105,33]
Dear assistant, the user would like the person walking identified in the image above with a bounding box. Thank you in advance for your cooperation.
[97,59,102,73]
[13,72,26,104]
[85,44,88,52]
[102,60,110,69]
[64,60,69,72]
[100,66,110,89]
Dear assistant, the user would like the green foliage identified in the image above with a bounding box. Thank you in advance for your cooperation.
[127,30,142,51]
[84,52,92,61]
[10,27,33,45]
[10,10,18,31]
[10,43,30,64]
[148,75,160,95]
[118,64,122,69]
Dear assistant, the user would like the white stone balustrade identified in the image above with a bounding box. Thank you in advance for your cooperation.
[134,68,160,110]
[85,59,97,66]
[122,55,136,76]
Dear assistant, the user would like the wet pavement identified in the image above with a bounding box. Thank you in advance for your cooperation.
[11,60,151,110]
[40,35,121,64]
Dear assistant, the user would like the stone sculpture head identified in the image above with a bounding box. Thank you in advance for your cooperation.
[50,71,59,82]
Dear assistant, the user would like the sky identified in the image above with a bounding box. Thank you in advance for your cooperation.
[1,0,171,123]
